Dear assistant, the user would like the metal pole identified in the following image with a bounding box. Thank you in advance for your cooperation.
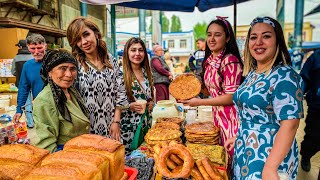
[293,0,304,49]
[233,0,237,37]
[276,0,285,28]
[138,9,146,42]
[80,2,88,17]
[111,5,116,57]
[292,0,304,71]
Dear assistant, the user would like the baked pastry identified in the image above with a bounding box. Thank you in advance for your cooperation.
[63,134,125,180]
[201,157,223,180]
[145,128,182,141]
[0,144,49,166]
[120,171,129,180]
[23,163,102,180]
[156,141,194,178]
[41,150,109,180]
[0,159,33,179]
[186,143,226,166]
[156,117,184,126]
[152,122,180,130]
[169,74,201,100]
[185,122,219,135]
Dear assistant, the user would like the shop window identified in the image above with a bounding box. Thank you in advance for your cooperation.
[168,40,174,48]
[180,39,187,48]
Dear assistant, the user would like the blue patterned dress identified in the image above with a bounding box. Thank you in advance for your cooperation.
[232,65,304,180]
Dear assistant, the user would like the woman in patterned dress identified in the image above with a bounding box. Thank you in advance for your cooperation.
[179,17,243,158]
[225,17,304,179]
[120,37,154,153]
[66,17,128,141]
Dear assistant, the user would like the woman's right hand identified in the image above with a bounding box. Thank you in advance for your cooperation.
[129,102,143,113]
[224,136,237,152]
[13,113,22,123]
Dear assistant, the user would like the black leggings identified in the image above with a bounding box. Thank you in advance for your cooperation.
[300,109,320,159]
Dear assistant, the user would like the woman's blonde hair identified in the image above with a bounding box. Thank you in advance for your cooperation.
[243,16,291,76]
[66,17,112,71]
[122,37,155,102]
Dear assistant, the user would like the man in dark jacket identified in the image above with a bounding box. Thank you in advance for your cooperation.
[300,49,320,172]
[11,39,33,87]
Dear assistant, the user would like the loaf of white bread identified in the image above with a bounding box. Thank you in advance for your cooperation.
[41,150,109,180]
[24,163,103,180]
[0,144,49,179]
[64,134,125,180]
[0,144,50,166]
[0,134,125,180]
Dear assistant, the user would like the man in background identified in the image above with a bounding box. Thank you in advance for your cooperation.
[189,38,206,80]
[11,39,33,87]
[300,49,320,172]
[13,34,47,128]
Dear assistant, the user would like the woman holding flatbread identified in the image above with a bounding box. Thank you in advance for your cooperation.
[179,16,243,160]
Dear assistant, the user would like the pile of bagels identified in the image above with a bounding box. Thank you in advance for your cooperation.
[146,116,227,179]
[153,140,227,180]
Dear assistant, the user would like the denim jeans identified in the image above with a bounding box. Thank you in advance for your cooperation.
[24,92,34,127]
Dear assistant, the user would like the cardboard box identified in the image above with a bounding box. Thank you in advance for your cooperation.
[0,92,17,106]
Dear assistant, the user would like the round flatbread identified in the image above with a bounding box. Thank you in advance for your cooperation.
[169,74,201,100]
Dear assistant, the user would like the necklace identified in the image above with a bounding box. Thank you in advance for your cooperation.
[256,61,273,74]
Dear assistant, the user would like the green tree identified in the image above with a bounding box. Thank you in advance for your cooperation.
[148,14,170,33]
[162,15,169,33]
[170,15,182,32]
[193,22,207,45]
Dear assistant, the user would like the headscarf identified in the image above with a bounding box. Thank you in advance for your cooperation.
[152,44,162,52]
[40,49,89,122]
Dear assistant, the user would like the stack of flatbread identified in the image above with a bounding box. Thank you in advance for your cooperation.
[156,117,184,126]
[144,122,182,157]
[185,121,220,145]
[145,126,182,146]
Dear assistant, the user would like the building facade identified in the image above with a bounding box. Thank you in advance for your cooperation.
[117,30,194,64]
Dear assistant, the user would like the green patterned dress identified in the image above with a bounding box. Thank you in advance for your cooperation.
[121,69,153,154]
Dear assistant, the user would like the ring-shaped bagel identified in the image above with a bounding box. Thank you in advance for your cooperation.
[157,144,194,178]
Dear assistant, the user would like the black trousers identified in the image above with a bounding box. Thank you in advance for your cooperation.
[300,108,320,159]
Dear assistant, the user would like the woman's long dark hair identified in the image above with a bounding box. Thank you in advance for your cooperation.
[122,37,155,102]
[202,19,243,82]
[66,17,112,72]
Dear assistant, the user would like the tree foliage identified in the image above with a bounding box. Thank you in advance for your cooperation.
[170,15,182,32]
[193,22,207,44]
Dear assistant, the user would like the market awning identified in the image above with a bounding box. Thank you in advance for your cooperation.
[305,4,320,17]
[80,0,251,12]
[0,17,66,37]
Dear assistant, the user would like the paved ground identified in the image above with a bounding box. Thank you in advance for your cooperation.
[26,100,319,179]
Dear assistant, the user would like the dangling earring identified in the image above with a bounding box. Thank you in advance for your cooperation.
[96,38,100,47]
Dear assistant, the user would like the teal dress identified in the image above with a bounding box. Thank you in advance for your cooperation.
[232,65,304,179]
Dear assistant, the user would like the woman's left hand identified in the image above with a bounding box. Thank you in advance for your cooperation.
[177,98,199,107]
[110,122,121,141]
[262,165,279,180]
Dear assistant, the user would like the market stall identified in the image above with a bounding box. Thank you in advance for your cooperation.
[0,74,226,180]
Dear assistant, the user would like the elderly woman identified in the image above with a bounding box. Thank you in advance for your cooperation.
[33,49,90,153]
